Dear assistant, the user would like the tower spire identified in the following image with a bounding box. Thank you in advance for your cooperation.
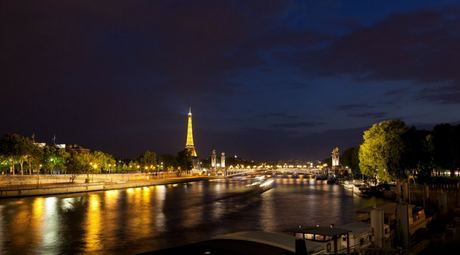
[185,107,197,157]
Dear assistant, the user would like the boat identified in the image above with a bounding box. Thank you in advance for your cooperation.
[284,225,353,254]
[285,203,408,254]
[143,231,323,255]
[315,174,328,180]
[343,181,354,189]
[353,184,372,196]
[353,203,433,241]
[245,177,275,192]
[338,221,392,252]
[327,178,338,184]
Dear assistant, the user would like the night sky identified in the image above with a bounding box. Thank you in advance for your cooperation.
[2,0,460,161]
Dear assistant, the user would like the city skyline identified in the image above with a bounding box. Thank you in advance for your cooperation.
[1,1,460,161]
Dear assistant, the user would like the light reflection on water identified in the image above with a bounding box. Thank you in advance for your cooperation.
[84,194,102,253]
[0,179,391,254]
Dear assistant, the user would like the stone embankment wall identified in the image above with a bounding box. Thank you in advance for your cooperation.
[0,174,205,198]
[0,173,177,186]
[408,184,460,211]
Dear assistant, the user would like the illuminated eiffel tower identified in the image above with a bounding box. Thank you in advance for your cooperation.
[185,107,197,157]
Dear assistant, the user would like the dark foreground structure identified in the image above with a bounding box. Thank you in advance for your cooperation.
[140,231,322,255]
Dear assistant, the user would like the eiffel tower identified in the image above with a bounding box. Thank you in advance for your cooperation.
[185,107,197,157]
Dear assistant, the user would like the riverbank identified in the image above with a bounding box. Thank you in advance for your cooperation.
[0,175,219,198]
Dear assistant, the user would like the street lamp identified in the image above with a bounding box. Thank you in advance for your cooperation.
[408,175,416,205]
[37,164,42,187]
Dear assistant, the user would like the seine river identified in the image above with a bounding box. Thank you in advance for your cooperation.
[0,178,391,254]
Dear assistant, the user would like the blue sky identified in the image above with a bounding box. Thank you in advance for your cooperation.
[1,0,460,161]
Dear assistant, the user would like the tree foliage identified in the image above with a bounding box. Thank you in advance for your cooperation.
[135,150,157,172]
[41,145,69,175]
[431,124,460,177]
[341,147,360,177]
[176,149,192,174]
[399,128,434,182]
[0,133,39,175]
[159,154,178,171]
[25,143,43,175]
[359,120,410,181]
[67,152,90,176]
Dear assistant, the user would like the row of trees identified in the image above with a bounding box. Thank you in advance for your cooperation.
[0,133,193,178]
[341,120,460,183]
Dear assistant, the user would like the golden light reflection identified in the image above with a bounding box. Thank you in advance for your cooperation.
[6,200,34,248]
[154,185,166,232]
[215,182,222,192]
[61,197,76,211]
[83,194,102,253]
[260,190,276,231]
[42,197,60,248]
[125,186,153,239]
[31,197,45,245]
[140,187,153,237]
[101,190,119,252]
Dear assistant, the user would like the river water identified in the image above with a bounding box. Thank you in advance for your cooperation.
[0,178,391,254]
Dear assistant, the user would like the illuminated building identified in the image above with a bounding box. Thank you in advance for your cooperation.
[185,107,197,157]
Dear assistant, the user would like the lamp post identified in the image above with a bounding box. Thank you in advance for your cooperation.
[37,164,42,187]
[408,175,415,205]
[93,164,97,183]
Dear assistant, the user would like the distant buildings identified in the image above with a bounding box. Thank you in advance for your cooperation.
[35,142,90,154]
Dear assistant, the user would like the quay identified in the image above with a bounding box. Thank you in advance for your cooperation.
[0,174,218,198]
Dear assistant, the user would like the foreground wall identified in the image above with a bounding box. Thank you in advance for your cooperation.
[405,184,460,211]
[0,173,178,186]
[0,175,206,198]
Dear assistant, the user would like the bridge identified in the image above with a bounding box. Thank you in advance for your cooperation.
[223,167,325,177]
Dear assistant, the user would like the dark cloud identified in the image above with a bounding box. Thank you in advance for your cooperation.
[386,88,408,96]
[338,104,375,110]
[2,1,460,161]
[298,6,460,86]
[272,122,325,128]
[349,112,387,118]
[256,113,299,119]
[417,84,460,104]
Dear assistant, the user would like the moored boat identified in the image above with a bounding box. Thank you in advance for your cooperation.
[353,184,372,196]
[343,181,354,189]
[284,225,353,254]
[245,177,275,192]
[315,174,328,180]
[327,178,338,184]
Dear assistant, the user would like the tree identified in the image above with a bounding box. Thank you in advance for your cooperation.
[431,124,460,177]
[25,143,43,175]
[320,157,332,169]
[341,147,360,178]
[91,151,115,173]
[66,152,88,180]
[399,128,434,183]
[66,152,100,182]
[359,120,410,181]
[0,133,36,175]
[159,154,178,172]
[41,145,69,175]
[176,149,192,176]
[0,155,11,174]
[135,151,157,173]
